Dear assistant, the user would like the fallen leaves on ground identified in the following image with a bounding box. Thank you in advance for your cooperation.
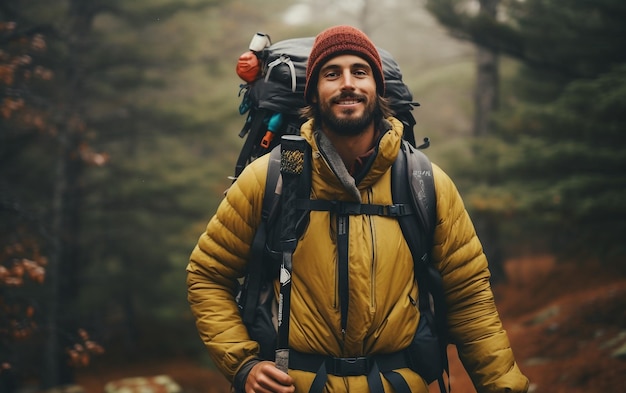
[76,256,626,393]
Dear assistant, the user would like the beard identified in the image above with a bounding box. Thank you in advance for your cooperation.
[318,92,378,137]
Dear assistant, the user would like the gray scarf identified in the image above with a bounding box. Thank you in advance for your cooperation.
[316,130,362,203]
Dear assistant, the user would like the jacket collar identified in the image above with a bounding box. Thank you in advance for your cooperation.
[300,117,404,200]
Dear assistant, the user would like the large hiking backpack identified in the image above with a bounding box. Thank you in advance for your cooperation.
[233,35,422,181]
[232,33,449,392]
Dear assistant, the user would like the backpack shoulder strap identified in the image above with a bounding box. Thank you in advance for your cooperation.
[392,140,436,271]
[240,146,281,324]
[392,141,450,392]
[395,139,448,338]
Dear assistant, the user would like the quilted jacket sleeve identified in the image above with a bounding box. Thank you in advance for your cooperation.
[186,157,268,382]
[431,164,529,393]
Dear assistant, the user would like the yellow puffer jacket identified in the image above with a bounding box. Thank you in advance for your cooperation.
[187,117,528,393]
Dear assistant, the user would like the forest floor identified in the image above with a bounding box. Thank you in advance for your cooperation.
[74,256,626,393]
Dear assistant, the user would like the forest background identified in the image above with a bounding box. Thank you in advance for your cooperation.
[1,0,625,392]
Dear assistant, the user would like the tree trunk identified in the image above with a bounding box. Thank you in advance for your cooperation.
[43,128,67,388]
[473,0,505,281]
[473,0,499,137]
[474,46,499,136]
[42,1,91,387]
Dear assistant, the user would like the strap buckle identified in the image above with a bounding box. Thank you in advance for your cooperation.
[327,356,371,376]
[387,204,406,216]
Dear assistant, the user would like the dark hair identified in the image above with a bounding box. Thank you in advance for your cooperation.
[299,94,393,123]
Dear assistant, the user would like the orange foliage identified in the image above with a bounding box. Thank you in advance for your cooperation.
[1,237,105,370]
[0,21,54,132]
[66,329,106,368]
[1,21,107,166]
[1,21,107,380]
[0,237,46,344]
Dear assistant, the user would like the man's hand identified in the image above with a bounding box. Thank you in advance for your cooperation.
[245,360,295,392]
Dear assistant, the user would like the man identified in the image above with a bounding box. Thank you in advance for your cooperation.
[187,25,529,393]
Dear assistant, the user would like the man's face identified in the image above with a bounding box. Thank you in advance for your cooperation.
[313,54,378,136]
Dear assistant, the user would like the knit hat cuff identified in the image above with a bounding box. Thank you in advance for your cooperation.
[305,25,384,104]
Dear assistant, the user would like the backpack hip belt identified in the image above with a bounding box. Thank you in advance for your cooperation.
[289,349,414,393]
[289,350,410,376]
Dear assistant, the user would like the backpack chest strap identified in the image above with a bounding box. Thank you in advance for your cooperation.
[295,199,414,217]
[294,197,417,340]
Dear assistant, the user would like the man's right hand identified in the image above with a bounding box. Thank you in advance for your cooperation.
[245,360,295,392]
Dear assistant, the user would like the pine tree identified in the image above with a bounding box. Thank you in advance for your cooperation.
[428,0,626,262]
[1,0,233,387]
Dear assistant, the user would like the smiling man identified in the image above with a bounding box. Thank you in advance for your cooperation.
[187,25,529,393]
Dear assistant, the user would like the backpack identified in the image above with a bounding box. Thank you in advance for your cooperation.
[233,33,449,393]
[233,35,420,180]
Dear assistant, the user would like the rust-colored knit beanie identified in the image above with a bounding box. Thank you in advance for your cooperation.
[304,25,384,104]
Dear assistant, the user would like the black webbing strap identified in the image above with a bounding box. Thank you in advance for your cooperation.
[337,214,349,337]
[295,199,414,217]
[308,361,327,393]
[393,141,449,393]
[296,197,414,341]
[276,135,311,372]
[240,147,281,324]
[367,362,385,393]
[234,107,269,179]
[383,371,411,393]
[290,351,411,393]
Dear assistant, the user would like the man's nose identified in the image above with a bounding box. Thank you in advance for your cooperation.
[340,70,355,90]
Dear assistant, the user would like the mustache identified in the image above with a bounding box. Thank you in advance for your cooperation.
[332,92,367,103]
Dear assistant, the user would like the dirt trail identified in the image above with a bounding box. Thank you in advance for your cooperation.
[76,257,626,393]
